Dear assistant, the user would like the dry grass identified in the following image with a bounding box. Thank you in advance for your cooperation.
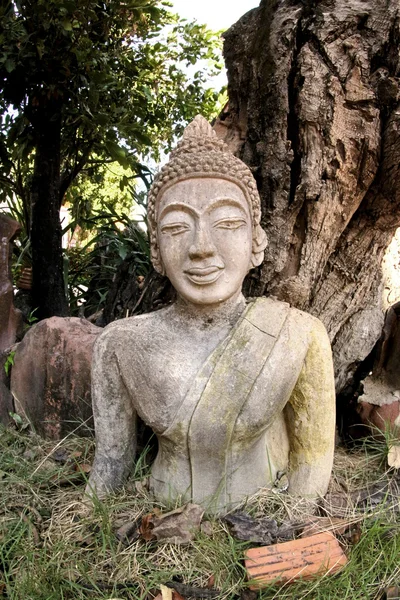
[1,425,400,599]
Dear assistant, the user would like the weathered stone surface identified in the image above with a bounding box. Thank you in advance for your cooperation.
[358,396,400,435]
[11,317,101,439]
[358,302,400,436]
[0,214,23,425]
[87,117,336,514]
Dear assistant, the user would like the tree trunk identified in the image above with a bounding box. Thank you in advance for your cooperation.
[31,103,69,320]
[214,0,400,391]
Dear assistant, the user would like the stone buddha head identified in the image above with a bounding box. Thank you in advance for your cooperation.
[147,116,267,306]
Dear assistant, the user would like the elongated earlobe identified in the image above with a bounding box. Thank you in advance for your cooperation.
[250,225,268,268]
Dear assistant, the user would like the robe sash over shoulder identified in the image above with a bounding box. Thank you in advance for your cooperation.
[150,297,292,511]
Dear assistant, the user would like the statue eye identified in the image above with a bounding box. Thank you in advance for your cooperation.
[160,222,191,236]
[213,218,246,230]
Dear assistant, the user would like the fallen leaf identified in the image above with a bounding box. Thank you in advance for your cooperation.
[224,512,297,545]
[160,585,173,600]
[134,478,148,493]
[69,450,83,460]
[152,587,185,600]
[388,445,400,468]
[115,521,139,545]
[140,512,156,541]
[322,491,352,515]
[75,463,91,474]
[51,448,69,464]
[200,521,213,536]
[207,575,215,588]
[140,504,204,544]
[165,581,219,599]
[379,586,400,599]
[348,523,362,544]
[385,586,400,599]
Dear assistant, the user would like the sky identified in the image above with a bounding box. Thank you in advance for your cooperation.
[171,0,259,32]
[171,0,259,89]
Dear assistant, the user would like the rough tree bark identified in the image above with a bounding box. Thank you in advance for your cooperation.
[214,0,400,391]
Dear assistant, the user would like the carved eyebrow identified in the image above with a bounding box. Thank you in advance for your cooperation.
[159,202,200,221]
[159,198,248,221]
[205,198,248,215]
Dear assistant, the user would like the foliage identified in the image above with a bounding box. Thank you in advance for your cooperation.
[1,427,400,599]
[67,207,151,316]
[0,0,224,200]
[3,350,15,376]
[0,0,225,317]
[2,194,31,281]
[65,161,143,230]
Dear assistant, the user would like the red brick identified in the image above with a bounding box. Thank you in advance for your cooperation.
[245,532,347,589]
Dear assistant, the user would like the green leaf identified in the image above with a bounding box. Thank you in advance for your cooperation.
[118,245,128,261]
[5,58,15,73]
[62,20,73,31]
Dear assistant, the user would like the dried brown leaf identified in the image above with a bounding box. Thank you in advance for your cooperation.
[380,586,400,599]
[388,445,400,468]
[115,520,139,545]
[75,463,91,474]
[139,513,156,541]
[140,504,204,544]
[160,585,173,600]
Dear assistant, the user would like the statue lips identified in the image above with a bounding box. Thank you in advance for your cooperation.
[184,265,224,285]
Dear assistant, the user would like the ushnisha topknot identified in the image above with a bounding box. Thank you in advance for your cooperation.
[148,115,267,274]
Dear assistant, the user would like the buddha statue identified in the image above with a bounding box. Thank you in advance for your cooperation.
[86,116,335,514]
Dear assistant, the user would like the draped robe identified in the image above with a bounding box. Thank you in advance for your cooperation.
[88,297,335,513]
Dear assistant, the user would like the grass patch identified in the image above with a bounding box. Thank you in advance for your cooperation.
[1,425,399,599]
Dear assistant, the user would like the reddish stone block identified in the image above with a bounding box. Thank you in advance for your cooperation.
[245,532,347,589]
[11,317,101,439]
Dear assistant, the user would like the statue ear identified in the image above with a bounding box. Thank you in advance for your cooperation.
[250,225,268,268]
[151,245,165,276]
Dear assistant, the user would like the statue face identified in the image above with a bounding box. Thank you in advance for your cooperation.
[157,178,252,306]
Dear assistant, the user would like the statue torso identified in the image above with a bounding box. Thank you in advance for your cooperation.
[113,304,236,433]
[105,297,316,511]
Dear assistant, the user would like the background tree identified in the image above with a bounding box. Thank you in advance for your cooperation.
[0,0,223,319]
[213,0,400,394]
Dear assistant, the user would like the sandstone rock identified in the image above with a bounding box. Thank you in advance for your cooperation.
[358,391,400,436]
[0,214,23,425]
[11,317,102,439]
[358,302,400,436]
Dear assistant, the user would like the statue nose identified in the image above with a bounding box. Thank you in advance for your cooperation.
[189,225,216,259]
